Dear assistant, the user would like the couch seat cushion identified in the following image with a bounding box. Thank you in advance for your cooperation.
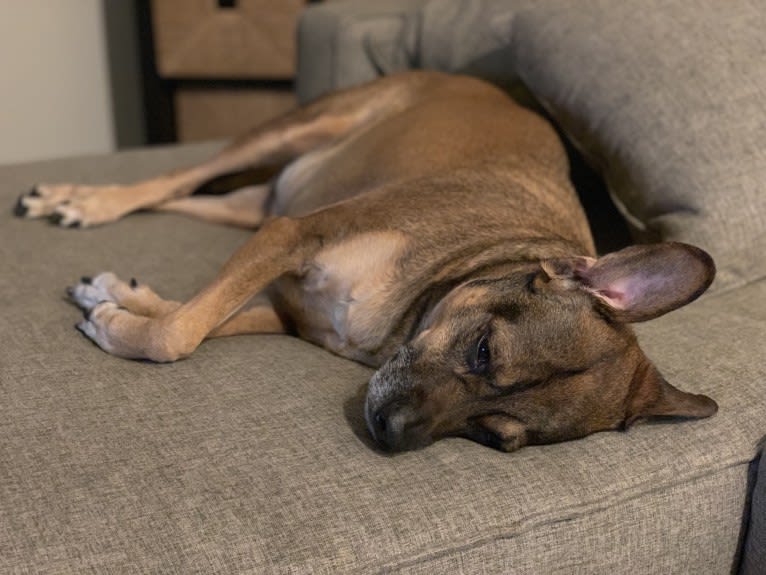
[0,145,763,573]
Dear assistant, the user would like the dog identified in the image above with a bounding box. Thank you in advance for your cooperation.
[15,71,717,452]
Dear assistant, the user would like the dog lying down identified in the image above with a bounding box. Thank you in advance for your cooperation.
[14,71,717,452]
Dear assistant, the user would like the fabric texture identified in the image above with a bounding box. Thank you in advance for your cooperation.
[510,0,766,292]
[741,454,766,575]
[296,0,430,104]
[0,144,763,572]
[412,0,532,86]
[296,0,533,104]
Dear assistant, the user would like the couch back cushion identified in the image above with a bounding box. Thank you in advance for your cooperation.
[511,0,766,291]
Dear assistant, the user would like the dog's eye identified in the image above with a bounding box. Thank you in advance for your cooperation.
[471,334,491,373]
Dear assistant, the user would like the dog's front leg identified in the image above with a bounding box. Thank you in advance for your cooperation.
[76,216,311,361]
[70,273,286,338]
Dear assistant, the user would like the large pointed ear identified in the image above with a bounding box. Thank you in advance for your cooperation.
[542,242,715,322]
[625,359,718,427]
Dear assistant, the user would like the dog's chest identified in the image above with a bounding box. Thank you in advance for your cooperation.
[276,231,409,362]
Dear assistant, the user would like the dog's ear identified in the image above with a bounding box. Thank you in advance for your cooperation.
[541,242,715,322]
[465,414,526,452]
[625,359,717,427]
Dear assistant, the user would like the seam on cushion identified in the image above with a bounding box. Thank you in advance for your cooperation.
[335,15,376,89]
[368,457,755,573]
[335,7,424,89]
[362,14,412,76]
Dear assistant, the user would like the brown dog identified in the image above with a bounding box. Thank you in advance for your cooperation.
[15,72,717,452]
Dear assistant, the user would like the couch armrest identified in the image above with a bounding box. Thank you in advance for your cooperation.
[296,0,428,103]
[296,0,534,104]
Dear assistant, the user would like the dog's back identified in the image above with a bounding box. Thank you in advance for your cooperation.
[271,73,590,249]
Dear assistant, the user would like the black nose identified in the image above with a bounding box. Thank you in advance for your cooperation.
[368,401,427,452]
[371,408,392,450]
[374,411,388,434]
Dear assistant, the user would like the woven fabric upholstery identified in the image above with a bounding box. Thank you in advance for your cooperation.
[296,0,430,104]
[0,143,762,572]
[741,454,766,575]
[296,0,534,104]
[510,0,766,292]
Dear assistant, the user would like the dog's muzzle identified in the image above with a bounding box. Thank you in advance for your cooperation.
[365,396,422,451]
[364,347,431,452]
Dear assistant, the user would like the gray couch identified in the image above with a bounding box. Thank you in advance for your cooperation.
[1,0,763,573]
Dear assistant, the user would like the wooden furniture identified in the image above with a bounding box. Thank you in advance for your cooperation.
[140,0,306,143]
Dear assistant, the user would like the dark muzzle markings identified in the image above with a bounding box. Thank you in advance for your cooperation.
[365,346,430,451]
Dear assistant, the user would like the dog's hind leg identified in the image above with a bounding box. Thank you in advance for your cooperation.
[153,184,271,228]
[15,73,425,228]
[207,305,287,337]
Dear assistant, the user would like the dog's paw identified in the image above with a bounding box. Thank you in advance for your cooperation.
[75,300,123,348]
[15,183,122,227]
[74,297,182,362]
[15,184,73,221]
[75,300,152,359]
[71,281,157,360]
[67,272,128,310]
[13,187,37,218]
[67,272,179,319]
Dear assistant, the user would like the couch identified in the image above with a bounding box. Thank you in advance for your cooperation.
[1,0,764,573]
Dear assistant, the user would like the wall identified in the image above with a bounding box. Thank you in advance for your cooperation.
[0,1,143,166]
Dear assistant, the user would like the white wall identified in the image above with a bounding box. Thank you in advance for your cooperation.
[0,2,116,165]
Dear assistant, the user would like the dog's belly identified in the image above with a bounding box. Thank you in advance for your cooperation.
[271,144,341,216]
[272,130,376,217]
[271,231,409,365]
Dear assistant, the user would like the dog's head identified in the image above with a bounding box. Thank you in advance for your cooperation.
[365,242,717,452]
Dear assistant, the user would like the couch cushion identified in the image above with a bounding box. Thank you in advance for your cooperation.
[741,453,766,575]
[296,0,430,104]
[297,0,533,104]
[511,0,766,292]
[414,0,531,86]
[1,146,763,572]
